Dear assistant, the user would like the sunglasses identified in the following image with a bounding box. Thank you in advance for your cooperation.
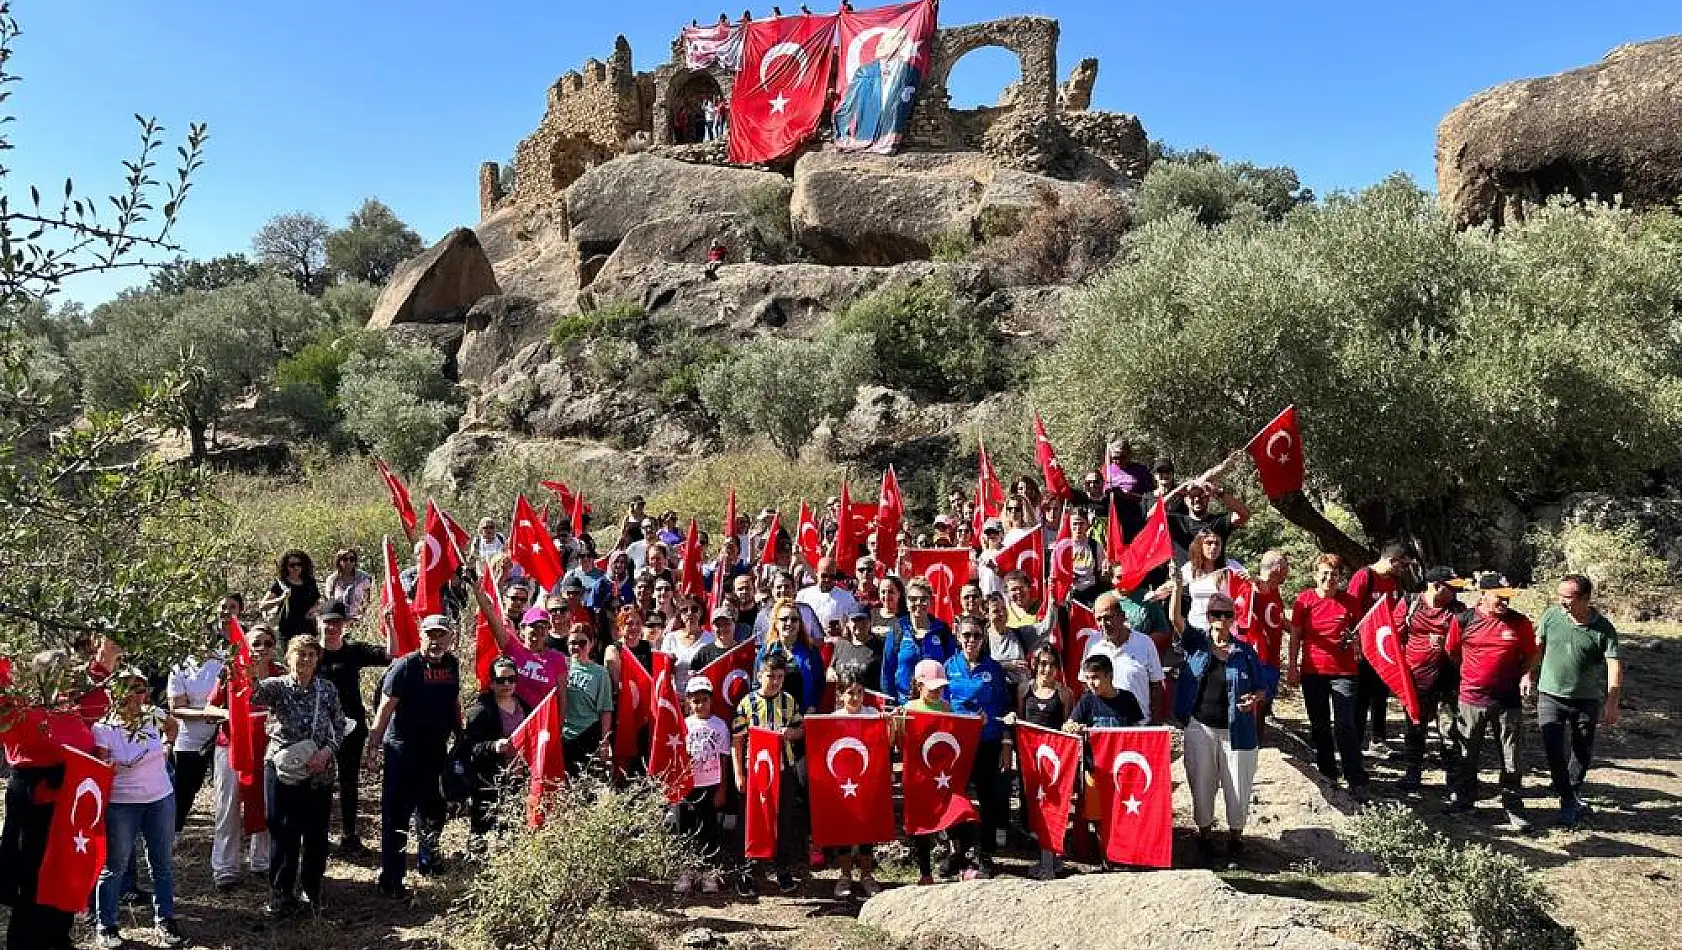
[568,640,591,648]
[1208,610,1235,620]
[821,573,841,580]
[493,675,518,685]
[1095,612,1123,622]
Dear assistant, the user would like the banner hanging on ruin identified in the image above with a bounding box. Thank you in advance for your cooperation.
[727,13,839,165]
[681,22,744,72]
[834,0,936,154]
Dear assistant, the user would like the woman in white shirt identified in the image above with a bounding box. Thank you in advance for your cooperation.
[93,670,186,948]
[323,549,373,619]
[660,594,715,693]
[1179,529,1248,633]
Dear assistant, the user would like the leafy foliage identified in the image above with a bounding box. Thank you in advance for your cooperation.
[147,252,268,295]
[698,333,870,460]
[831,276,1008,401]
[1134,152,1312,227]
[1526,521,1671,600]
[337,340,462,475]
[549,299,648,349]
[1036,178,1682,557]
[973,185,1131,285]
[744,181,798,261]
[252,210,332,294]
[325,198,424,285]
[647,450,854,536]
[268,327,386,439]
[1348,803,1576,950]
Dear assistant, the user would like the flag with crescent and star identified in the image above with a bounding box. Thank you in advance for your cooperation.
[511,686,567,827]
[38,745,115,912]
[1114,499,1172,596]
[373,456,418,539]
[1033,410,1073,501]
[648,670,693,804]
[757,509,781,570]
[903,547,971,624]
[1062,598,1103,690]
[834,481,859,577]
[413,501,462,618]
[834,0,936,154]
[796,499,822,567]
[613,650,653,779]
[805,714,896,847]
[679,517,706,598]
[380,536,422,656]
[1358,596,1422,724]
[1049,511,1075,607]
[510,494,564,591]
[726,12,838,164]
[744,726,784,859]
[901,709,982,835]
[1088,726,1174,868]
[1016,722,1081,855]
[1245,405,1305,499]
[995,524,1046,607]
[694,638,758,710]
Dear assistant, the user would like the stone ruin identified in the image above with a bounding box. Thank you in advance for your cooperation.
[479,14,1148,218]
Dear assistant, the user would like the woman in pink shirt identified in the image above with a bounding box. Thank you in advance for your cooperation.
[476,581,570,715]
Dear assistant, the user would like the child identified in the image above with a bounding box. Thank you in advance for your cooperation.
[900,658,982,884]
[1064,653,1146,862]
[676,677,730,894]
[829,670,882,898]
[731,653,806,896]
[1018,644,1074,880]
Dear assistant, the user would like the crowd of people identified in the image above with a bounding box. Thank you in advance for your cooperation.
[0,445,1626,950]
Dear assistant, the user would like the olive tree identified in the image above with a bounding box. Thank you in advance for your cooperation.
[325,198,424,285]
[698,334,870,460]
[337,340,462,475]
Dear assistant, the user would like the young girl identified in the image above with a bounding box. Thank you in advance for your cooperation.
[675,678,730,895]
[828,670,882,898]
[900,659,981,884]
[1018,644,1074,880]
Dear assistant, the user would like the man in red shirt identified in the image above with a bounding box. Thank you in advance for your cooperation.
[1445,574,1538,830]
[1347,542,1414,753]
[1397,567,1468,790]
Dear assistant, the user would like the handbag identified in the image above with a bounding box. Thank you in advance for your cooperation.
[271,680,323,785]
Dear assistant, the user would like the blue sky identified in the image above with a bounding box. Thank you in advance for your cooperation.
[9,0,1677,305]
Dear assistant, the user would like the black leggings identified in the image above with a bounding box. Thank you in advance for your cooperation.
[2,767,76,950]
[171,748,214,832]
[336,722,368,841]
[911,824,976,877]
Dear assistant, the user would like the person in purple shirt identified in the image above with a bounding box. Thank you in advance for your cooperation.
[1103,439,1154,539]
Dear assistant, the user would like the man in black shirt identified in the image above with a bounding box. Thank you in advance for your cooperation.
[1167,481,1250,566]
[315,601,392,854]
[368,615,461,899]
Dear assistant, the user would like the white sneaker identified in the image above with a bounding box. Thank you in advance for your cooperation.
[673,873,694,894]
[834,873,853,898]
[96,927,123,950]
[700,871,721,894]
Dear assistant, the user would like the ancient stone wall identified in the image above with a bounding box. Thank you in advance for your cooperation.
[1060,111,1151,181]
[507,35,647,209]
[908,16,1059,150]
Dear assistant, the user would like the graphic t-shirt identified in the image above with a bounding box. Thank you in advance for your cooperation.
[684,714,731,788]
[505,638,569,710]
[381,652,461,750]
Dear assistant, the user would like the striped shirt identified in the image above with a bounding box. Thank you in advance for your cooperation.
[733,689,801,758]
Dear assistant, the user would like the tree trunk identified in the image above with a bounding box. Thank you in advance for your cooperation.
[1271,490,1374,566]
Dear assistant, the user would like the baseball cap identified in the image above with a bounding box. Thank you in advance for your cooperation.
[521,606,553,626]
[1151,457,1175,473]
[711,605,735,622]
[1424,567,1469,589]
[932,514,953,527]
[420,614,453,634]
[982,518,1003,533]
[847,603,871,621]
[319,600,348,621]
[1475,573,1516,597]
[685,677,714,695]
[559,575,586,592]
[913,658,949,689]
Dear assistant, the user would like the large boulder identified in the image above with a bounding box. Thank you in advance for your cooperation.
[422,430,679,498]
[368,228,501,329]
[858,870,1397,950]
[591,213,779,288]
[457,295,554,388]
[1437,35,1682,228]
[565,154,790,259]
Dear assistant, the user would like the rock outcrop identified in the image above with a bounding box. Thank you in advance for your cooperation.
[858,871,1397,950]
[590,213,779,288]
[368,228,501,329]
[565,154,790,259]
[1437,34,1682,228]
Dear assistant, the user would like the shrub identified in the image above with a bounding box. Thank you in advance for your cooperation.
[1527,521,1671,597]
[1347,803,1576,950]
[452,778,691,950]
[973,186,1132,285]
[698,334,869,460]
[337,343,462,475]
[831,276,1006,401]
[549,300,647,350]
[1134,154,1311,227]
[646,450,855,536]
[268,327,385,438]
[928,229,976,262]
[439,445,638,549]
[745,181,798,260]
[1226,501,1368,601]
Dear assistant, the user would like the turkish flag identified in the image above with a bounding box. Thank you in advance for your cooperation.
[695,638,758,711]
[1229,573,1255,631]
[1062,599,1103,690]
[727,13,838,165]
[413,501,462,618]
[724,488,737,550]
[224,618,257,788]
[806,714,896,848]
[1105,496,1127,567]
[1089,726,1175,868]
[1033,411,1072,501]
[511,494,564,591]
[903,548,970,624]
[381,536,422,656]
[1245,405,1305,499]
[473,569,505,690]
[570,490,587,538]
[648,671,693,803]
[613,650,653,777]
[833,482,858,576]
[834,0,936,153]
[1244,585,1288,668]
[875,466,904,574]
[1114,500,1171,595]
[1017,723,1081,855]
[511,687,566,827]
[796,499,822,567]
[373,456,418,538]
[977,437,1006,520]
[1358,597,1421,724]
[37,746,114,913]
[1049,512,1075,606]
[758,510,781,569]
[901,709,982,835]
[678,518,705,598]
[744,727,784,859]
[440,507,472,557]
[995,526,1045,605]
[540,479,592,519]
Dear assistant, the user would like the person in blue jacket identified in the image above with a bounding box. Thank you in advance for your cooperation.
[880,578,956,703]
[945,616,1013,877]
[757,598,823,714]
[1173,590,1276,864]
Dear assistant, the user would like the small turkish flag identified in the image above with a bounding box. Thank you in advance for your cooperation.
[1244,584,1288,668]
[1034,411,1072,500]
[381,536,422,656]
[758,510,781,570]
[995,526,1045,606]
[1245,405,1305,499]
[679,517,705,598]
[727,13,839,165]
[806,714,896,848]
[373,456,418,538]
[1049,512,1076,606]
[613,651,653,778]
[833,482,858,576]
[225,618,257,788]
[796,499,822,568]
[903,547,971,624]
[413,501,462,618]
[1229,573,1256,631]
[571,490,587,539]
[901,709,982,835]
[875,466,904,574]
[472,569,505,690]
[1358,597,1421,724]
[695,638,758,711]
[724,488,738,554]
[648,671,693,804]
[977,437,1006,519]
[1104,496,1127,567]
[1062,599,1103,690]
[511,494,564,591]
[1114,500,1172,596]
[37,746,115,913]
[1017,722,1081,855]
[512,687,566,827]
[1089,727,1175,868]
[744,726,784,859]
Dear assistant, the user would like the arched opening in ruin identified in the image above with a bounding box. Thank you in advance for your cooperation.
[550,136,612,193]
[667,71,726,144]
[941,45,1027,147]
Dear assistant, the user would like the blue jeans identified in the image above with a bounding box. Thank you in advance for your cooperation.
[97,795,176,928]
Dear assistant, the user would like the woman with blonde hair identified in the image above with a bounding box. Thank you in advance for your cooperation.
[756,598,823,713]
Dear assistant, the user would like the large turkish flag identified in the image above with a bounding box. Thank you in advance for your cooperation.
[413,500,462,618]
[901,709,982,835]
[511,687,566,827]
[874,466,905,574]
[1089,727,1175,868]
[806,714,896,848]
[1017,723,1080,855]
[648,671,693,804]
[472,568,505,690]
[744,727,784,859]
[1245,405,1305,499]
[903,547,971,624]
[727,13,838,165]
[1358,597,1421,724]
[694,638,757,711]
[38,746,115,913]
[834,0,937,154]
[1049,512,1075,606]
[995,526,1046,606]
[796,499,822,567]
[374,456,418,538]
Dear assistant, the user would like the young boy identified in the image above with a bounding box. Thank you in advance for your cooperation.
[677,677,731,894]
[1064,653,1146,862]
[828,671,883,898]
[731,653,806,896]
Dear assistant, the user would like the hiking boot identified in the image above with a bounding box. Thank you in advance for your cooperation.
[856,872,882,896]
[776,871,798,894]
[96,926,123,950]
[156,918,187,948]
[916,874,935,886]
[1502,806,1534,834]
[735,873,757,898]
